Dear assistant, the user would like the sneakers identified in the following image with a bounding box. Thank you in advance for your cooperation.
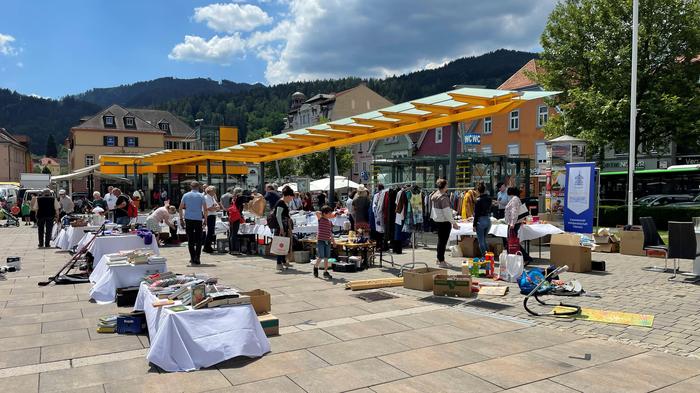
[323,271,333,280]
[437,261,452,268]
[276,264,284,271]
[313,267,319,277]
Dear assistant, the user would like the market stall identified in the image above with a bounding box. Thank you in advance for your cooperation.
[89,252,167,303]
[76,232,160,266]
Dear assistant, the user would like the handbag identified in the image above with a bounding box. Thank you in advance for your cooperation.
[517,203,529,222]
[270,236,290,255]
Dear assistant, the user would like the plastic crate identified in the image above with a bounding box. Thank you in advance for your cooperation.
[116,315,146,334]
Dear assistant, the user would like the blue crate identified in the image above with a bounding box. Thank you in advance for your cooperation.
[116,315,145,334]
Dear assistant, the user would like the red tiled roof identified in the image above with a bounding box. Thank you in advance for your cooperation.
[498,59,541,90]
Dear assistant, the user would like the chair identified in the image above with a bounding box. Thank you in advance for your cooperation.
[640,217,669,272]
[667,221,700,282]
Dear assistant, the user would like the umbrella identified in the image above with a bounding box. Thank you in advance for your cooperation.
[309,176,359,192]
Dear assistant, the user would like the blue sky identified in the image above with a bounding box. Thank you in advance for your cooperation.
[0,0,557,99]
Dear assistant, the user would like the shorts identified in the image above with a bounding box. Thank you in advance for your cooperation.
[317,240,331,259]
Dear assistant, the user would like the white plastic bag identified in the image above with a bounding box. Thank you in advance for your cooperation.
[506,252,524,283]
[498,250,509,281]
[270,236,290,255]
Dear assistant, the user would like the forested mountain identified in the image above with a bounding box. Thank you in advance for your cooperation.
[0,49,536,153]
[75,77,262,108]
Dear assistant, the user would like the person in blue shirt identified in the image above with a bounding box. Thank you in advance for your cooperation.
[496,182,509,219]
[178,181,208,265]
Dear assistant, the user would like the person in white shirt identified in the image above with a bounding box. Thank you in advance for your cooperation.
[104,186,117,220]
[345,191,355,230]
[203,186,220,253]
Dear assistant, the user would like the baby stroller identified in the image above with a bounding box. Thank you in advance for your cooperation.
[0,204,20,227]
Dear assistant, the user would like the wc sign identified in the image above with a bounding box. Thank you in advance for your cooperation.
[463,133,481,145]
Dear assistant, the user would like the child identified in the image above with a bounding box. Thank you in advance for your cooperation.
[21,197,31,225]
[314,205,335,279]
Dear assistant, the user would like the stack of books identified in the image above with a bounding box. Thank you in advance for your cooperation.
[97,315,117,333]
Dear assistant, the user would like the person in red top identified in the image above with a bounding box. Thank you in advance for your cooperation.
[313,205,335,279]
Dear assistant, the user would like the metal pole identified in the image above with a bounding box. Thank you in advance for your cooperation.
[132,163,138,194]
[167,165,172,202]
[195,164,199,183]
[259,163,265,193]
[448,122,458,188]
[329,147,336,205]
[627,0,639,225]
[206,159,212,187]
[222,160,227,194]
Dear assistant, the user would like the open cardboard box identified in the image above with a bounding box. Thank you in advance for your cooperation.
[459,237,481,258]
[241,289,271,315]
[550,233,591,273]
[593,234,620,253]
[403,267,448,291]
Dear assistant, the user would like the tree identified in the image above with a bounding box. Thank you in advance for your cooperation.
[537,0,700,155]
[41,166,52,174]
[44,134,58,158]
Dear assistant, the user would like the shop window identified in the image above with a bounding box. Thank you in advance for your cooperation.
[509,110,520,131]
[483,117,492,134]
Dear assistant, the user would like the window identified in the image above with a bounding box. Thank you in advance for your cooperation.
[124,136,139,147]
[85,154,95,166]
[159,122,170,132]
[362,162,367,172]
[353,163,359,174]
[481,145,492,154]
[435,127,443,143]
[507,144,520,157]
[536,142,547,164]
[385,136,399,144]
[483,117,492,134]
[103,135,118,146]
[537,106,548,128]
[124,117,135,129]
[182,142,191,150]
[103,116,115,128]
[509,110,520,131]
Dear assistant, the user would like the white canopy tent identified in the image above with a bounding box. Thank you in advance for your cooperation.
[309,176,359,192]
[281,183,298,192]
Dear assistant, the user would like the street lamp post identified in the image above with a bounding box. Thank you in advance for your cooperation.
[627,0,639,225]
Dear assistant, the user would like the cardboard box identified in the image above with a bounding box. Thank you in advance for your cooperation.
[241,289,271,315]
[403,267,447,291]
[593,234,620,253]
[619,230,645,256]
[258,313,279,336]
[459,237,481,258]
[433,274,472,297]
[549,233,592,273]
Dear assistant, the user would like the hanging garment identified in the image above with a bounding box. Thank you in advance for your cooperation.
[410,192,423,225]
[462,189,478,219]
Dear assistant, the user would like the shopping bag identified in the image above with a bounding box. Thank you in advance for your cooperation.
[506,252,524,283]
[270,236,290,255]
[507,228,520,254]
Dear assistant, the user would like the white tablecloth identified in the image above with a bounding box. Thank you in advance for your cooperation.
[52,226,101,250]
[89,255,167,304]
[134,283,270,372]
[450,222,563,242]
[77,234,160,266]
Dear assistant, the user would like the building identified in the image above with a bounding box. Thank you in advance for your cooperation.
[0,128,31,183]
[282,84,393,183]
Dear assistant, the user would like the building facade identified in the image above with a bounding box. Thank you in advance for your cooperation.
[282,84,393,183]
[0,128,30,183]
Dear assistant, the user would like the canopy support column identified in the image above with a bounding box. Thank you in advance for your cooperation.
[132,163,138,193]
[259,163,265,193]
[222,161,227,194]
[411,161,417,182]
[124,165,127,179]
[167,165,172,203]
[206,159,212,187]
[448,121,458,188]
[195,164,199,182]
[329,147,336,205]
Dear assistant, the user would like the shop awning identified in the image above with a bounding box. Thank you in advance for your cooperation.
[51,164,132,183]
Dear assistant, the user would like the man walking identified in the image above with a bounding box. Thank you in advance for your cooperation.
[104,186,117,221]
[58,189,74,218]
[33,189,60,248]
[112,188,131,227]
[179,181,207,265]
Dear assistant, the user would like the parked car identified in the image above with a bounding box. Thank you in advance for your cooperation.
[634,194,694,207]
[599,199,626,206]
[667,194,700,208]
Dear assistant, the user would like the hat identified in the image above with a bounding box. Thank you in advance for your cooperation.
[58,189,66,195]
[356,185,369,195]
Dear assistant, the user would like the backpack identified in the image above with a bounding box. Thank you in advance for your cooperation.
[228,202,242,224]
[127,199,138,218]
[266,210,279,230]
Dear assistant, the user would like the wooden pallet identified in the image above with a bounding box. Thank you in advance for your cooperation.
[345,277,404,291]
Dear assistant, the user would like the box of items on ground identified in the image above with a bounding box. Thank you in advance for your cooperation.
[241,289,271,315]
[433,274,472,297]
[258,313,279,336]
[549,233,592,273]
[116,286,140,307]
[117,313,146,334]
[459,237,480,258]
[403,267,448,291]
[332,259,358,273]
[617,225,645,256]
[593,229,620,253]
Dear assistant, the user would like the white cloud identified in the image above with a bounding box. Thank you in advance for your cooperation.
[168,34,246,64]
[16,61,23,68]
[194,3,272,33]
[0,33,17,56]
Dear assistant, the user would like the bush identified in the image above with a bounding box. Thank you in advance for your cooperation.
[598,205,700,230]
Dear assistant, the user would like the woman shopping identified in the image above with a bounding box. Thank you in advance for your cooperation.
[504,187,533,264]
[430,179,459,268]
[351,185,371,231]
[203,186,220,253]
[273,186,295,270]
[472,183,492,257]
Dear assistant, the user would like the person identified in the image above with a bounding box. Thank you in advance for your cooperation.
[161,188,168,203]
[179,181,208,265]
[302,192,314,211]
[104,186,117,221]
[33,189,60,248]
[220,187,233,211]
[430,178,459,268]
[496,182,508,219]
[316,191,326,209]
[167,205,180,244]
[227,188,244,255]
[290,192,302,211]
[58,189,74,218]
[145,204,176,246]
[472,183,492,258]
[352,185,371,231]
[112,188,131,227]
[91,191,107,211]
[313,205,335,279]
[21,196,31,225]
[345,191,355,230]
[74,196,84,212]
[264,184,280,210]
[505,186,533,263]
[203,186,220,253]
[462,187,478,219]
[273,186,295,270]
[132,190,142,211]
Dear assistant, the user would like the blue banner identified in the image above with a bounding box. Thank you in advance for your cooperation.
[463,133,481,145]
[564,162,595,233]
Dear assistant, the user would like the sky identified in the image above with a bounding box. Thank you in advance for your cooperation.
[0,0,558,99]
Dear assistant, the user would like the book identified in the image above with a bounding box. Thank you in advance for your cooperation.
[152,299,174,307]
[96,326,116,333]
[166,305,189,312]
[191,283,206,306]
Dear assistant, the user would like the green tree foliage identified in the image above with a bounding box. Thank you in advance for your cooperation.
[538,0,700,155]
[45,134,57,158]
[41,166,51,174]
